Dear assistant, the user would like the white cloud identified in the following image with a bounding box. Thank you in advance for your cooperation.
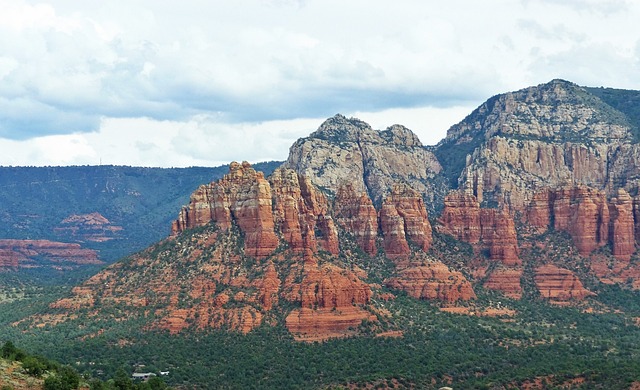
[0,0,639,165]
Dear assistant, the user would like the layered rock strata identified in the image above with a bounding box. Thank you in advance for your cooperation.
[438,191,520,266]
[446,80,637,210]
[534,264,595,302]
[379,184,432,259]
[270,168,340,255]
[333,183,379,256]
[385,260,476,302]
[525,186,635,260]
[172,161,280,258]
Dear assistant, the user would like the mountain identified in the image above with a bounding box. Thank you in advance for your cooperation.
[6,80,640,388]
[440,79,640,207]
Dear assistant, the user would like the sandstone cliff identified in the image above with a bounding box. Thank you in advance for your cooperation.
[438,190,520,266]
[172,161,279,258]
[524,186,636,260]
[385,259,475,302]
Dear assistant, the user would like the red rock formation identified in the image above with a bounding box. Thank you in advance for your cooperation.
[297,262,372,309]
[439,190,482,243]
[526,190,552,233]
[567,187,609,255]
[525,186,637,259]
[439,191,520,265]
[285,307,375,342]
[609,188,635,261]
[54,212,123,242]
[379,202,410,259]
[256,262,280,311]
[333,183,378,256]
[483,267,523,299]
[0,239,101,269]
[534,264,594,302]
[484,209,521,266]
[379,184,432,259]
[270,168,339,255]
[285,259,375,340]
[172,162,279,258]
[634,196,640,244]
[385,260,475,302]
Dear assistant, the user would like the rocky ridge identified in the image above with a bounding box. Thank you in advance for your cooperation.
[442,79,640,209]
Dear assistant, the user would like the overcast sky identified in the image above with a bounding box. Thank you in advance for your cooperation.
[0,0,638,167]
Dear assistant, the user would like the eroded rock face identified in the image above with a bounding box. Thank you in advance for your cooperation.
[609,188,635,261]
[385,260,476,302]
[0,239,101,270]
[270,168,339,255]
[333,183,379,256]
[525,186,635,260]
[438,191,482,243]
[173,161,279,258]
[483,267,523,299]
[380,184,432,259]
[534,264,595,302]
[439,191,520,266]
[446,80,636,210]
[284,114,442,205]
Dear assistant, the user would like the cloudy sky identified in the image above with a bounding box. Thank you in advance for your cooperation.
[0,0,638,167]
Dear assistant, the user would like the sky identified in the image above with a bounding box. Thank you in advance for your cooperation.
[0,0,639,167]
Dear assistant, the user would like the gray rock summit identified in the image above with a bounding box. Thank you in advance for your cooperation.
[284,114,443,206]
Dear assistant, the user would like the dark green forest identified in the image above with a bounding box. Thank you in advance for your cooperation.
[2,287,640,389]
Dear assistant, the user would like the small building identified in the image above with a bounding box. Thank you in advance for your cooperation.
[132,372,156,381]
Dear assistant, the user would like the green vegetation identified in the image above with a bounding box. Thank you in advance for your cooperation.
[586,86,640,142]
[2,288,639,389]
[0,341,172,390]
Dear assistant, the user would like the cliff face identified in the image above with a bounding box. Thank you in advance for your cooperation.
[270,168,340,255]
[333,183,379,256]
[438,191,520,266]
[284,114,443,206]
[172,161,279,258]
[524,186,635,260]
[385,260,476,302]
[441,80,639,210]
[380,184,433,259]
[534,264,595,303]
